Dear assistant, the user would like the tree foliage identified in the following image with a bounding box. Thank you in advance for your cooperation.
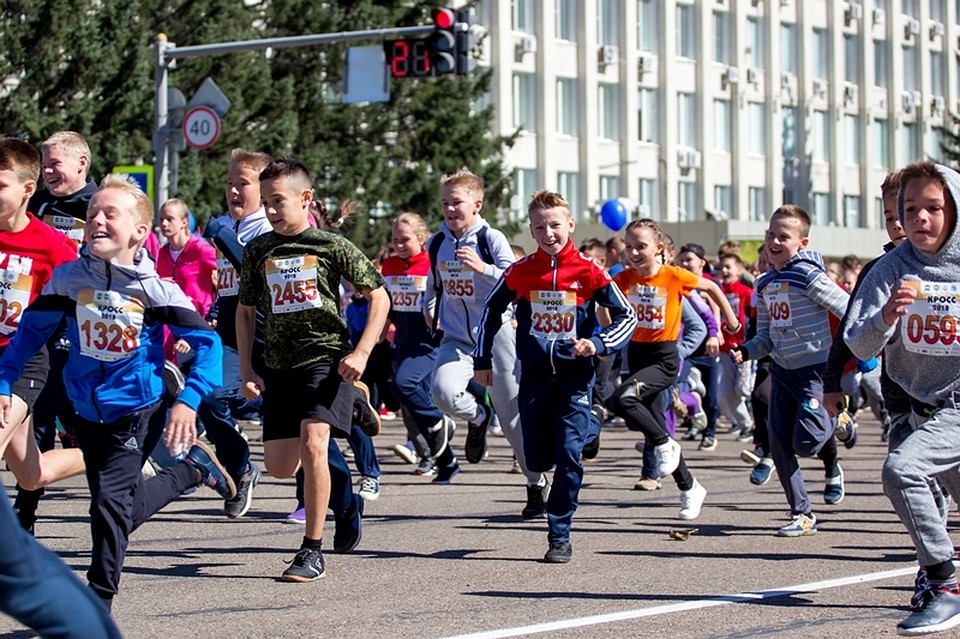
[0,0,516,255]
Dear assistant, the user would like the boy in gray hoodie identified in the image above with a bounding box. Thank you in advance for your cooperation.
[845,161,960,636]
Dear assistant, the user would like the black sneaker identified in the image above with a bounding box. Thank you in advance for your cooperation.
[415,458,438,476]
[224,463,261,519]
[543,541,572,564]
[465,405,492,464]
[184,442,237,500]
[281,547,326,582]
[432,462,461,484]
[582,434,601,461]
[162,360,185,401]
[333,495,364,553]
[911,567,934,611]
[521,482,550,519]
[426,415,454,458]
[352,382,381,437]
[897,586,960,635]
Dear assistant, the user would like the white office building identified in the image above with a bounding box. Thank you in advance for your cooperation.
[475,0,957,257]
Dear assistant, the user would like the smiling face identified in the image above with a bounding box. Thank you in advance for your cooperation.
[391,221,423,260]
[440,184,482,239]
[41,146,88,198]
[623,225,664,275]
[529,206,574,256]
[260,175,311,236]
[225,163,263,220]
[764,214,809,269]
[85,188,149,264]
[718,256,741,284]
[902,177,956,254]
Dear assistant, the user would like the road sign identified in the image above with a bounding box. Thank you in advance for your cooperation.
[182,105,221,150]
[112,165,155,201]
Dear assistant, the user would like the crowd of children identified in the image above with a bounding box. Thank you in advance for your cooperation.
[3,127,960,636]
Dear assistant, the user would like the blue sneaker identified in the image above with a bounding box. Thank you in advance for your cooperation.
[897,586,960,635]
[824,464,845,505]
[333,494,363,553]
[184,442,237,500]
[834,411,858,449]
[750,456,775,486]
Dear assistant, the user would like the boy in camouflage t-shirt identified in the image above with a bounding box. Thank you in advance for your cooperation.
[237,158,388,583]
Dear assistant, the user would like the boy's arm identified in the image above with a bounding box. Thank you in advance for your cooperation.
[0,294,70,399]
[235,303,262,396]
[806,272,850,319]
[203,216,244,271]
[340,286,389,381]
[738,296,772,362]
[823,257,880,397]
[465,229,514,281]
[687,291,719,337]
[677,297,707,361]
[590,280,637,356]
[165,317,223,411]
[842,265,900,360]
[472,276,516,378]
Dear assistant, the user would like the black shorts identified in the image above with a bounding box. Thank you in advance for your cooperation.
[2,348,49,414]
[262,360,353,442]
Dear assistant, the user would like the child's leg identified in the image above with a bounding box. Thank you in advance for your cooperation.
[767,372,810,515]
[718,353,754,431]
[545,372,593,544]
[787,365,834,459]
[751,360,772,456]
[517,371,557,476]
[608,366,673,443]
[300,420,333,542]
[3,414,84,490]
[430,339,484,423]
[347,426,380,479]
[392,348,444,436]
[491,325,543,486]
[688,355,721,439]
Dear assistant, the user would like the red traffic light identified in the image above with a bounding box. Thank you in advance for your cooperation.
[432,8,455,29]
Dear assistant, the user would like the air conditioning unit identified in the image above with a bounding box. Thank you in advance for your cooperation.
[780,0,793,6]
[844,2,863,25]
[878,95,888,111]
[677,148,702,170]
[902,90,919,112]
[873,8,886,26]
[843,82,859,105]
[931,22,945,40]
[599,45,619,66]
[638,53,655,75]
[516,35,537,54]
[932,95,946,114]
[812,78,828,98]
[905,18,921,39]
[724,66,740,85]
[746,67,759,84]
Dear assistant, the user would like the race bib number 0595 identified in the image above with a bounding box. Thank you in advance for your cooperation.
[902,281,960,356]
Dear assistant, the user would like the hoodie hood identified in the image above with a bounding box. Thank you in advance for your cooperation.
[437,217,491,244]
[29,180,99,220]
[780,248,826,272]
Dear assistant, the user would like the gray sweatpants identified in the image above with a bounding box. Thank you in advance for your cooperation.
[883,398,960,567]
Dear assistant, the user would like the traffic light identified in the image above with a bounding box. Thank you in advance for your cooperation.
[454,9,476,76]
[429,8,457,76]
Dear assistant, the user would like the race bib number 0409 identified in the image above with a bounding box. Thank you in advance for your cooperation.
[764,282,793,328]
[902,281,960,356]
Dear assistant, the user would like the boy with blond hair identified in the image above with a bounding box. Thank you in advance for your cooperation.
[0,173,233,610]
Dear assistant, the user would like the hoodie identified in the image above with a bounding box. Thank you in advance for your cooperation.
[30,180,99,243]
[423,219,515,344]
[844,163,960,405]
[0,247,222,423]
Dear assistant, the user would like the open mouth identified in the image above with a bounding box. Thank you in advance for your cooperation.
[89,231,110,240]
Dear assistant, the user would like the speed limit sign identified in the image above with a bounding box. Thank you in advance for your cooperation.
[182,106,221,150]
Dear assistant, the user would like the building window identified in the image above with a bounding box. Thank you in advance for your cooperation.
[902,122,919,165]
[512,168,536,221]
[714,99,732,152]
[931,50,945,97]
[903,46,918,92]
[638,88,658,143]
[813,28,829,80]
[781,24,797,74]
[558,172,581,220]
[714,11,731,64]
[873,40,888,88]
[748,102,766,155]
[844,195,863,229]
[844,35,860,84]
[749,187,767,222]
[556,78,579,136]
[598,83,620,140]
[598,0,619,46]
[902,0,918,16]
[714,185,732,221]
[812,193,831,226]
[782,106,798,158]
[512,73,536,132]
[556,0,576,41]
[678,181,698,221]
[813,110,829,162]
[677,92,696,147]
[844,115,861,164]
[930,0,944,22]
[639,178,659,219]
[638,0,658,52]
[512,0,535,33]
[873,118,889,168]
[926,126,945,161]
[676,3,695,59]
[600,175,620,201]
[747,17,763,68]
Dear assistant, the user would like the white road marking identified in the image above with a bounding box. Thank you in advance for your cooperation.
[439,565,917,639]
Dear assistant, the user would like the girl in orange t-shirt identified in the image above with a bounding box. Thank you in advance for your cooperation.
[609,219,740,520]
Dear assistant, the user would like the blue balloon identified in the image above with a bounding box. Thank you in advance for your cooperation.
[188,211,197,233]
[600,199,627,231]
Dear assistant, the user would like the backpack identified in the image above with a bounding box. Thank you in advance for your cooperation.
[427,226,496,331]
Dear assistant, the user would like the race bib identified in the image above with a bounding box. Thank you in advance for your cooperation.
[901,281,960,356]
[44,215,85,244]
[440,260,475,302]
[386,275,427,313]
[725,292,741,318]
[265,255,323,314]
[764,282,793,328]
[628,285,666,330]
[76,290,143,362]
[216,252,238,297]
[530,290,576,341]
[0,269,32,336]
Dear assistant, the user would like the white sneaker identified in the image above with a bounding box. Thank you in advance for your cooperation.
[392,443,419,465]
[679,479,707,520]
[358,476,380,501]
[655,438,682,478]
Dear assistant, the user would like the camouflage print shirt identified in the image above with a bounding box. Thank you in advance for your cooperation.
[239,228,385,370]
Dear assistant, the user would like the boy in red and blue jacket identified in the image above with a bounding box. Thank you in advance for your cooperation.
[474,190,636,564]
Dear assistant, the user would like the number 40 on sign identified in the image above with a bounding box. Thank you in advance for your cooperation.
[182,106,221,150]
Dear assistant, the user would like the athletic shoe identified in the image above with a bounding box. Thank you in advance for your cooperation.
[777,512,817,537]
[582,433,601,460]
[654,438,682,478]
[521,482,550,519]
[465,404,492,464]
[682,425,700,441]
[415,458,437,476]
[510,458,523,474]
[392,444,419,465]
[162,360,185,400]
[897,586,960,635]
[740,448,761,465]
[141,459,158,481]
[823,464,845,505]
[426,415,454,458]
[543,541,572,564]
[698,436,717,452]
[184,442,237,500]
[432,463,461,484]
[352,382,381,437]
[736,428,755,443]
[911,567,934,612]
[359,476,380,502]
[633,476,662,491]
[678,479,707,520]
[285,507,306,524]
[750,456,775,486]
[834,411,858,449]
[690,410,708,430]
[727,424,743,436]
[333,495,363,553]
[225,463,261,519]
[281,547,325,582]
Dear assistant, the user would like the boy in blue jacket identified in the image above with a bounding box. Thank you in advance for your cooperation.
[0,174,231,611]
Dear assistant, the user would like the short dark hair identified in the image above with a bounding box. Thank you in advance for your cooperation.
[0,138,40,184]
[899,161,947,198]
[678,243,706,260]
[770,204,811,238]
[579,237,604,253]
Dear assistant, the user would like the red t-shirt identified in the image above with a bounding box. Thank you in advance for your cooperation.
[0,214,78,346]
[614,264,699,343]
[720,279,753,352]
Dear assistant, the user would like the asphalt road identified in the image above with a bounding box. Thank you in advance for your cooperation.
[0,415,932,638]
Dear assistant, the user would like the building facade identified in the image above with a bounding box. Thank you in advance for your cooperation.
[476,0,956,256]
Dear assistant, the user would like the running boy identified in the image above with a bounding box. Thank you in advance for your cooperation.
[845,161,960,635]
[474,191,636,563]
[732,205,849,537]
[0,173,232,610]
[237,157,388,582]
